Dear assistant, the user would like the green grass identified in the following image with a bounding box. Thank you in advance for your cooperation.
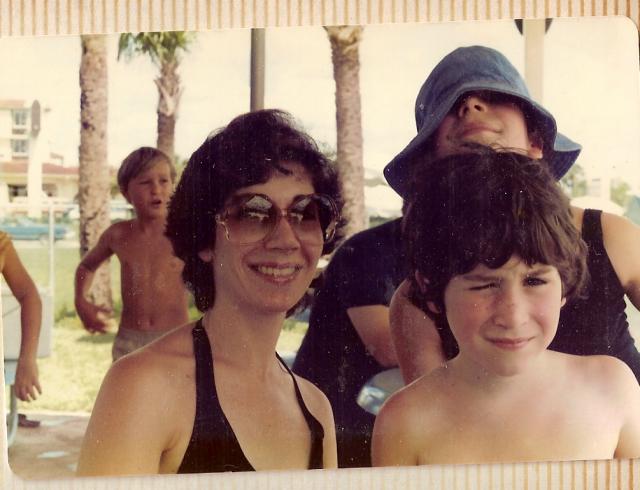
[20,316,114,413]
[12,244,121,319]
[18,316,306,413]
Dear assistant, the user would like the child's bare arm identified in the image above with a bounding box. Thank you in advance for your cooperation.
[75,228,115,334]
[371,389,421,467]
[390,280,446,384]
[1,234,43,402]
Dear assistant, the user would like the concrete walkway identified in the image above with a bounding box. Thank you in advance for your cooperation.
[7,411,88,480]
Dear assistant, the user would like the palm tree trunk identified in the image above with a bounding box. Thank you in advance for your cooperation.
[155,59,181,159]
[326,25,366,237]
[79,35,112,310]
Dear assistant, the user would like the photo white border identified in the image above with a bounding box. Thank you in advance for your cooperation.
[1,1,640,489]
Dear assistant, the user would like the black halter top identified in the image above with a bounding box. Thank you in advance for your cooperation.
[177,319,325,473]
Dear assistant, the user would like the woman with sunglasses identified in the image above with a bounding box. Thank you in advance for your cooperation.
[77,110,342,476]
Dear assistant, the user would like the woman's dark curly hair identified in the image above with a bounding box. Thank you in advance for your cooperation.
[166,109,344,312]
[403,148,588,359]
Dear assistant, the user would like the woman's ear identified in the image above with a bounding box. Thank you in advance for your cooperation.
[198,248,214,263]
[560,296,567,307]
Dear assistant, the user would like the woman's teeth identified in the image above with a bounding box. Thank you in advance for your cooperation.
[255,265,299,277]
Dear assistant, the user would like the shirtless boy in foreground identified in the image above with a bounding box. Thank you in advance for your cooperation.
[74,147,189,361]
[372,149,640,466]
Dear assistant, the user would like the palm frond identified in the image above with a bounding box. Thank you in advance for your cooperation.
[117,31,197,66]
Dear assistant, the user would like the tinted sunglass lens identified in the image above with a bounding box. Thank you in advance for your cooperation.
[228,196,276,243]
[290,195,337,244]
[223,194,337,244]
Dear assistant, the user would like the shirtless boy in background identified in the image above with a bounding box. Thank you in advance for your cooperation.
[74,147,189,361]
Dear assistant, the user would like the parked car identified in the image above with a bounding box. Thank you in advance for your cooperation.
[0,217,74,242]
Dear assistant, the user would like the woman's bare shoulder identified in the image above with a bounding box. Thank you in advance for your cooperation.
[106,323,197,395]
[77,323,199,476]
[292,374,334,425]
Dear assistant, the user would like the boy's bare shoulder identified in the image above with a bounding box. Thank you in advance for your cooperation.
[568,352,630,378]
[585,354,636,385]
[377,369,448,434]
[106,219,137,238]
[373,370,449,466]
[96,220,135,248]
[564,353,638,401]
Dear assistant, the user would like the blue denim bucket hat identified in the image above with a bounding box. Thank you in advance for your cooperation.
[384,45,581,197]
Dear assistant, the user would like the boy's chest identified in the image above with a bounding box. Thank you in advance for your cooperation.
[115,235,183,279]
[418,395,620,464]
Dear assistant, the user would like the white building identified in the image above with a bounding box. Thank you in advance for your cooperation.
[0,99,79,214]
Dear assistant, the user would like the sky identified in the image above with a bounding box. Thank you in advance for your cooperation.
[0,17,638,213]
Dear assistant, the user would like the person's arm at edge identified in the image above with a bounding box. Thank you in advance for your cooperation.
[2,238,42,401]
[389,280,446,384]
[606,358,640,458]
[74,226,115,334]
[347,305,397,367]
[76,354,171,476]
[601,212,640,310]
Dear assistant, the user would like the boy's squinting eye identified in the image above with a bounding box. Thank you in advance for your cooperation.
[469,282,498,291]
[524,276,547,287]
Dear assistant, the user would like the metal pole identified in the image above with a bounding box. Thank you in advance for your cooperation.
[250,28,266,112]
[48,201,55,313]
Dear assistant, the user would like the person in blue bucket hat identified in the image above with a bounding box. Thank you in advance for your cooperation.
[388,46,640,389]
[293,45,640,469]
[384,45,581,195]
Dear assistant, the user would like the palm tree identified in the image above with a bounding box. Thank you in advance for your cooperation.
[325,25,366,237]
[117,32,196,159]
[79,35,112,310]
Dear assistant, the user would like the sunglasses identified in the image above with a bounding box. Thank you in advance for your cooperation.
[216,193,339,245]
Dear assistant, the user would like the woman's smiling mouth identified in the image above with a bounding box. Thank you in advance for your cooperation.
[250,264,303,282]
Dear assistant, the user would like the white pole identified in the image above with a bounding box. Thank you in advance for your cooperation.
[523,19,546,103]
[27,101,43,219]
[48,202,55,322]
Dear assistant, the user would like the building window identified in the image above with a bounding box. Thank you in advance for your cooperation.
[8,185,27,198]
[43,183,58,197]
[12,110,28,127]
[11,139,28,156]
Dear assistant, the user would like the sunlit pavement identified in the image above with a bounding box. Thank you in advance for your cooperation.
[7,411,88,480]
